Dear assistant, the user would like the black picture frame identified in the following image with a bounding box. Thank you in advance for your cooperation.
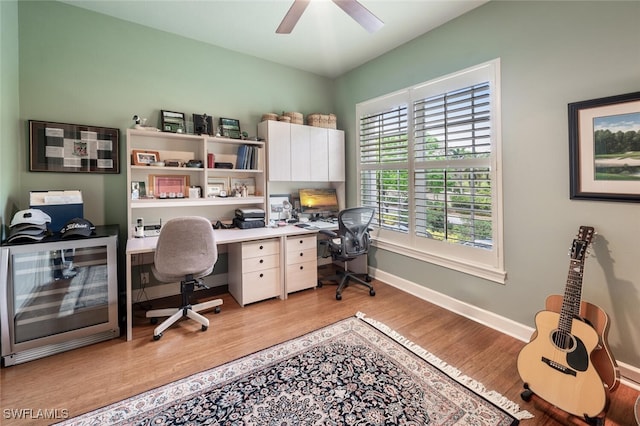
[569,91,640,202]
[219,117,241,139]
[161,110,186,133]
[28,120,120,174]
[193,113,213,136]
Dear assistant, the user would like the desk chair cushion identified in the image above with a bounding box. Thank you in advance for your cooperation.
[152,216,218,283]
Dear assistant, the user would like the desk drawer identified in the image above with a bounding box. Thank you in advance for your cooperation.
[287,248,316,265]
[286,234,316,251]
[243,254,279,273]
[286,259,317,293]
[242,239,279,258]
[242,268,280,304]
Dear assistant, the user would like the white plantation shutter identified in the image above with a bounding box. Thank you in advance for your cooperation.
[356,60,505,282]
[359,104,409,231]
[413,83,493,246]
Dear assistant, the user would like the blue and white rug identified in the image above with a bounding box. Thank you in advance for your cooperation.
[59,312,532,425]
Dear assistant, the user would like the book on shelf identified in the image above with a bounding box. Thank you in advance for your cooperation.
[235,144,259,170]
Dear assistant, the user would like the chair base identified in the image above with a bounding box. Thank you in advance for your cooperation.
[318,268,375,301]
[146,278,223,340]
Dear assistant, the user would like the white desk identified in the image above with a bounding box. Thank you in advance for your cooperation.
[125,225,323,341]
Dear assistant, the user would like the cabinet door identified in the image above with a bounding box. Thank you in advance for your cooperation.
[328,129,345,182]
[265,121,291,181]
[290,123,310,181]
[309,127,329,181]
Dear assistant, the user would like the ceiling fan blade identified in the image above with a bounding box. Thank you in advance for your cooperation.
[276,0,311,34]
[332,0,384,33]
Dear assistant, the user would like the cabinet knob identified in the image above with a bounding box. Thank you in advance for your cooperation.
[259,245,264,250]
[259,273,264,278]
[299,252,304,257]
[299,240,303,244]
[299,266,303,270]
[259,259,264,263]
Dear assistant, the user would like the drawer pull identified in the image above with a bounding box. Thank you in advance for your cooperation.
[259,273,264,278]
[299,266,304,270]
[259,259,264,263]
[259,245,264,250]
[299,240,303,244]
[299,253,304,257]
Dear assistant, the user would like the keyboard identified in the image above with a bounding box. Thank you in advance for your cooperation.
[309,221,337,229]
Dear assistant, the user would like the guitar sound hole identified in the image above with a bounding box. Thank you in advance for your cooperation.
[551,329,576,352]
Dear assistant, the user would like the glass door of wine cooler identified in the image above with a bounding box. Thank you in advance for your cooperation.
[1,229,119,366]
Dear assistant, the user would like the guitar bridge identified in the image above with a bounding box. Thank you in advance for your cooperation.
[542,356,577,376]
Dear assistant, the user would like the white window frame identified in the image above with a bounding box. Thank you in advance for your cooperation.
[356,59,505,283]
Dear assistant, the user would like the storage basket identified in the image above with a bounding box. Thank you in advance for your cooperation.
[283,112,304,125]
[261,113,278,122]
[307,113,337,129]
[277,115,291,123]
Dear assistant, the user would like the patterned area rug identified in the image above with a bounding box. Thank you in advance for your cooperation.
[60,312,533,425]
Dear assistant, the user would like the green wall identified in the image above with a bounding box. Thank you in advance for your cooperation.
[335,1,640,369]
[16,0,335,238]
[0,0,21,239]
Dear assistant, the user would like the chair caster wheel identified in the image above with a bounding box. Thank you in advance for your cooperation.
[202,325,208,331]
[336,293,342,301]
[369,289,376,296]
[365,275,372,282]
[150,317,158,325]
[317,280,323,288]
[153,333,162,341]
[214,306,221,314]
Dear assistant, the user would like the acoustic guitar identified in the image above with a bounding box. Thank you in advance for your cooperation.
[517,226,607,419]
[534,226,618,391]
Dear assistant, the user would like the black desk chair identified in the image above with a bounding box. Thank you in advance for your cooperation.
[146,216,222,340]
[317,207,376,300]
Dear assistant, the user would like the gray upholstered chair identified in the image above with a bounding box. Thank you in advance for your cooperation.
[317,207,376,300]
[146,216,222,340]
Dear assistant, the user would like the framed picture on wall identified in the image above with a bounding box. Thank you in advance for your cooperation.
[569,91,640,202]
[29,120,120,173]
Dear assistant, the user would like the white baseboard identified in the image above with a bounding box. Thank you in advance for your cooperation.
[131,273,228,303]
[370,267,640,391]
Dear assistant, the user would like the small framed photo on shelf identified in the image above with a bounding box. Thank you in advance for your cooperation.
[219,117,241,139]
[149,174,190,198]
[230,177,256,196]
[161,110,186,133]
[132,149,160,165]
[193,113,214,136]
[131,181,146,199]
[207,177,228,197]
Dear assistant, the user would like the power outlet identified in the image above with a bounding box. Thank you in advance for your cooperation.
[140,272,150,285]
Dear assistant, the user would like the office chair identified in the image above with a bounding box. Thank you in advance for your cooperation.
[317,207,376,300]
[146,216,223,340]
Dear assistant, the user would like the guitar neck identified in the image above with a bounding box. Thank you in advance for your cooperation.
[559,257,585,330]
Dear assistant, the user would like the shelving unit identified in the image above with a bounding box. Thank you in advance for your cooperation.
[126,129,266,237]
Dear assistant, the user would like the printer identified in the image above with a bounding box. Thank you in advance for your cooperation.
[233,208,265,229]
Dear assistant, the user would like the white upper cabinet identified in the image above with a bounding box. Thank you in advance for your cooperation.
[258,120,344,183]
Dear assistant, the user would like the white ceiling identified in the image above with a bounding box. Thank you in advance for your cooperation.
[60,0,488,78]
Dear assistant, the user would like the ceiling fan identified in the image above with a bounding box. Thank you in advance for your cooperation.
[276,0,384,34]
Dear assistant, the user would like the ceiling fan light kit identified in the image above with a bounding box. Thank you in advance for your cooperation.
[276,0,383,34]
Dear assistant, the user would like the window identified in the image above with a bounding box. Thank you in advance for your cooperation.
[357,60,505,283]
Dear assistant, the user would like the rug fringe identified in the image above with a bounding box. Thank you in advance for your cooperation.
[355,312,535,420]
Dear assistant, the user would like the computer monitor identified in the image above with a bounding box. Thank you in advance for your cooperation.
[299,188,339,216]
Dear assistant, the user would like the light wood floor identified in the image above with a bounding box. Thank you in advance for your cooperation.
[1,272,638,425]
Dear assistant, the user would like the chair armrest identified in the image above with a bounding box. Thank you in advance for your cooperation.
[319,229,338,238]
